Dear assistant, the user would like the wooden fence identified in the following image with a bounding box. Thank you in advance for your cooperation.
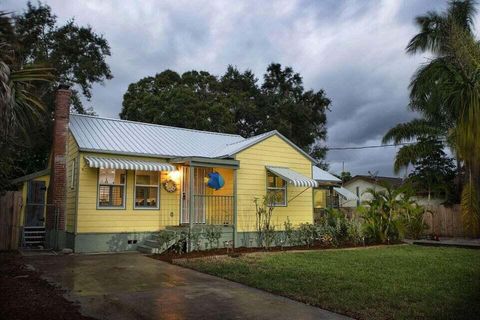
[423,204,464,237]
[0,191,23,250]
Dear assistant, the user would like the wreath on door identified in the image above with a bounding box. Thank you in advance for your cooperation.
[163,179,177,193]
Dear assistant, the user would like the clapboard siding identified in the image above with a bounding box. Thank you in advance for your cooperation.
[235,135,313,232]
[76,153,180,233]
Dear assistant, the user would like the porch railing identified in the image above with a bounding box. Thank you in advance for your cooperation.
[193,195,234,225]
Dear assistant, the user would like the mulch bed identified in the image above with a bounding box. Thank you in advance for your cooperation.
[0,252,94,320]
[150,241,371,263]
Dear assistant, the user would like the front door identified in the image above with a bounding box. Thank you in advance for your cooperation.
[25,181,46,226]
[181,167,210,224]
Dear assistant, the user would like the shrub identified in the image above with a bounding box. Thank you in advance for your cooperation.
[254,195,276,249]
[283,217,295,246]
[204,225,222,250]
[297,223,317,246]
[190,227,203,251]
[403,205,429,239]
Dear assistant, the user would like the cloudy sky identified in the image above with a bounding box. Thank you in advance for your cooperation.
[5,0,454,176]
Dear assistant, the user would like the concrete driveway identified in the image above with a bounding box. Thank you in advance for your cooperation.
[25,252,350,320]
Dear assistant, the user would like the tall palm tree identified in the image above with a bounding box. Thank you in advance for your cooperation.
[383,0,476,164]
[0,12,54,141]
[383,0,480,235]
[0,12,54,190]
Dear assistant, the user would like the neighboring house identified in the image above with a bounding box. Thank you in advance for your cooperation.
[342,175,403,207]
[342,175,445,208]
[12,87,330,253]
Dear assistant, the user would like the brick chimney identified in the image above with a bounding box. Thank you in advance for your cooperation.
[46,85,71,238]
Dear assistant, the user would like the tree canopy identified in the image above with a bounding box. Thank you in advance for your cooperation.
[120,63,331,165]
[0,2,112,189]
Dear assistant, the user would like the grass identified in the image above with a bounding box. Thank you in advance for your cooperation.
[177,245,480,320]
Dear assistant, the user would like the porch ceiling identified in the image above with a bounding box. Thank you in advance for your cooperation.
[170,157,239,168]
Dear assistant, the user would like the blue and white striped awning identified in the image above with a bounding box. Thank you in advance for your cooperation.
[84,156,176,171]
[266,166,318,188]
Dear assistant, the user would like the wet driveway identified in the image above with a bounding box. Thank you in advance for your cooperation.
[25,252,350,320]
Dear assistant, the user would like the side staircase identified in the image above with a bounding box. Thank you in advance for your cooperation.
[22,226,46,248]
[137,226,188,254]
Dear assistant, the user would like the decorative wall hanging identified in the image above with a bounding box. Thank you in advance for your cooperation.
[207,172,225,190]
[163,179,177,193]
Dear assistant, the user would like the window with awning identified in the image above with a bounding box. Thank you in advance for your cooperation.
[266,166,318,188]
[84,156,176,171]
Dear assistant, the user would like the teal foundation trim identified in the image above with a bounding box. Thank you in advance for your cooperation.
[74,232,156,253]
[45,230,66,250]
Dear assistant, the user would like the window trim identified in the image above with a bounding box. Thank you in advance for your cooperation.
[134,170,160,210]
[96,168,126,210]
[266,170,288,207]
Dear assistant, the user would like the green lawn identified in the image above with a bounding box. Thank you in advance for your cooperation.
[177,245,480,320]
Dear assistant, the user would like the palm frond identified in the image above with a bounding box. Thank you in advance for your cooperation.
[382,119,443,144]
[461,180,480,237]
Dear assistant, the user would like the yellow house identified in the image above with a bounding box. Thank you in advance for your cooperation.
[13,88,335,253]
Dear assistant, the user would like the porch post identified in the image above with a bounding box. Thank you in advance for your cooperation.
[233,168,238,248]
[188,164,195,252]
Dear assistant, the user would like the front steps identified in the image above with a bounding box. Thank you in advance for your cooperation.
[137,228,188,254]
[22,226,46,248]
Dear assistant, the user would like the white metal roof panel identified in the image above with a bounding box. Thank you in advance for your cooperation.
[312,166,341,183]
[334,186,358,201]
[70,114,244,158]
[266,166,318,188]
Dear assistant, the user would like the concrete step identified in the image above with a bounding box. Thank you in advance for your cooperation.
[137,244,158,254]
[144,239,161,248]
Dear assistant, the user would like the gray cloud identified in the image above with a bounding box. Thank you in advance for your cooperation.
[4,0,450,176]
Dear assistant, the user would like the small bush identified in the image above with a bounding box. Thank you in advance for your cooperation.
[204,225,222,250]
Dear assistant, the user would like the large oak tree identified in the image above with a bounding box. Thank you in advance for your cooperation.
[120,63,331,165]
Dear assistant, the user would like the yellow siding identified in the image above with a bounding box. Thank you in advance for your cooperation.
[76,153,180,233]
[66,133,79,232]
[235,135,313,232]
[19,175,50,226]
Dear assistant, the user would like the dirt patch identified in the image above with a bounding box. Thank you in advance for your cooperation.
[149,241,378,263]
[0,252,94,320]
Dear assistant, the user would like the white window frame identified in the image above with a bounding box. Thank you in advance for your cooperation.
[266,171,287,207]
[97,168,126,209]
[134,171,160,210]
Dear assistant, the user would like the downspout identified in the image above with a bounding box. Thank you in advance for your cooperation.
[188,164,194,252]
[233,168,238,248]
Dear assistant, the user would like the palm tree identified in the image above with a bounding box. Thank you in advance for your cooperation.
[383,0,480,236]
[0,12,54,141]
[383,0,476,166]
[0,12,54,190]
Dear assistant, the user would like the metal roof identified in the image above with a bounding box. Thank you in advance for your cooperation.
[334,186,358,201]
[70,114,244,158]
[312,166,341,183]
[69,114,317,163]
[211,130,317,163]
[266,166,318,188]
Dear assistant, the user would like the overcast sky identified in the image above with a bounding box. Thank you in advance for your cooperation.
[5,0,457,177]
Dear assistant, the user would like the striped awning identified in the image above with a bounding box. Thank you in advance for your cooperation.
[266,166,318,188]
[84,156,176,171]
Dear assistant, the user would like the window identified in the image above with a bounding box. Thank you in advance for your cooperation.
[98,169,126,208]
[266,171,287,206]
[135,171,159,209]
[313,189,327,208]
